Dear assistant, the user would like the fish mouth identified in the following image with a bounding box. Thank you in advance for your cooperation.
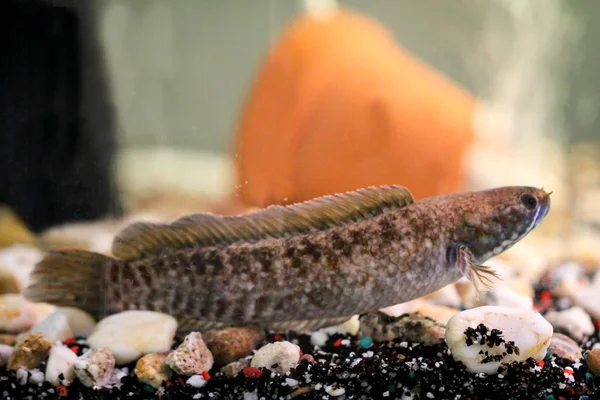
[535,191,551,225]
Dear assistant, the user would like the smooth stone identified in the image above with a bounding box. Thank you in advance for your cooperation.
[0,245,42,293]
[380,300,459,326]
[548,333,582,361]
[73,348,115,388]
[45,345,77,386]
[7,333,52,371]
[445,306,553,374]
[203,327,265,365]
[87,311,177,365]
[186,374,208,388]
[164,332,214,376]
[573,286,600,320]
[55,307,96,337]
[321,315,360,336]
[586,348,600,376]
[544,306,594,341]
[548,262,589,299]
[474,284,533,310]
[0,344,13,367]
[134,353,171,389]
[0,294,37,333]
[30,312,73,343]
[251,341,300,374]
[29,368,45,385]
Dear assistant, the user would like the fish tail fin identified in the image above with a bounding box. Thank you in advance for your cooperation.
[24,249,114,319]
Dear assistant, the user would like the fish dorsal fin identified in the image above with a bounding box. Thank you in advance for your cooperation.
[111,185,413,261]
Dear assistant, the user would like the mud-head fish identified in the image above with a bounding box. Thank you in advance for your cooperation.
[24,185,551,332]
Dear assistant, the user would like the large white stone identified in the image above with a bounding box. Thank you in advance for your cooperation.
[45,345,77,386]
[0,294,37,333]
[445,306,553,374]
[0,245,43,293]
[30,312,73,343]
[87,311,177,365]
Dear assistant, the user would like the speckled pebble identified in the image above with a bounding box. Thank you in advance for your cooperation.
[251,341,300,374]
[73,347,116,387]
[548,333,582,361]
[7,332,52,371]
[134,353,171,389]
[164,332,213,376]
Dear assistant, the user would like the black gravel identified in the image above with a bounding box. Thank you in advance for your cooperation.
[1,273,599,399]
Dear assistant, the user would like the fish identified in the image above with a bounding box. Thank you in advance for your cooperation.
[24,185,551,332]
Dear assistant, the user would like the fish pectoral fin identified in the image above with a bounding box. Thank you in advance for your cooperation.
[112,185,414,261]
[448,242,501,295]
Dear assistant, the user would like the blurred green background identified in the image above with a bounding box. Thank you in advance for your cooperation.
[96,0,598,153]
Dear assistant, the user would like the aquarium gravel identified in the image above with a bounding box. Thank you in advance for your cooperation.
[1,281,600,400]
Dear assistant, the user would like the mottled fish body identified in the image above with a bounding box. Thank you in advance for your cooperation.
[25,185,551,331]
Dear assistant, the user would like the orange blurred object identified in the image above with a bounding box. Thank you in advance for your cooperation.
[232,8,476,207]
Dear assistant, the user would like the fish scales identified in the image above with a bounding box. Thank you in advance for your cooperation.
[24,185,551,331]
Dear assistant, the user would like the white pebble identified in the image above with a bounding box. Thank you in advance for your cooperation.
[30,312,73,343]
[325,384,346,396]
[243,392,258,400]
[55,307,97,337]
[0,344,13,367]
[476,284,533,309]
[310,331,328,347]
[29,369,44,385]
[87,311,177,365]
[45,345,77,386]
[251,341,300,374]
[186,374,207,388]
[285,378,298,386]
[544,306,594,341]
[16,368,27,385]
[445,306,553,374]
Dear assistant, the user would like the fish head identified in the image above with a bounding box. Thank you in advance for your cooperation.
[454,186,551,263]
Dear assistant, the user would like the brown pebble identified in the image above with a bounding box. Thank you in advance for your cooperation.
[203,327,265,365]
[586,348,600,376]
[7,332,52,371]
[0,334,16,346]
[548,333,582,362]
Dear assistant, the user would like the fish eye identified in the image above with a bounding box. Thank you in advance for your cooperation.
[520,193,538,210]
